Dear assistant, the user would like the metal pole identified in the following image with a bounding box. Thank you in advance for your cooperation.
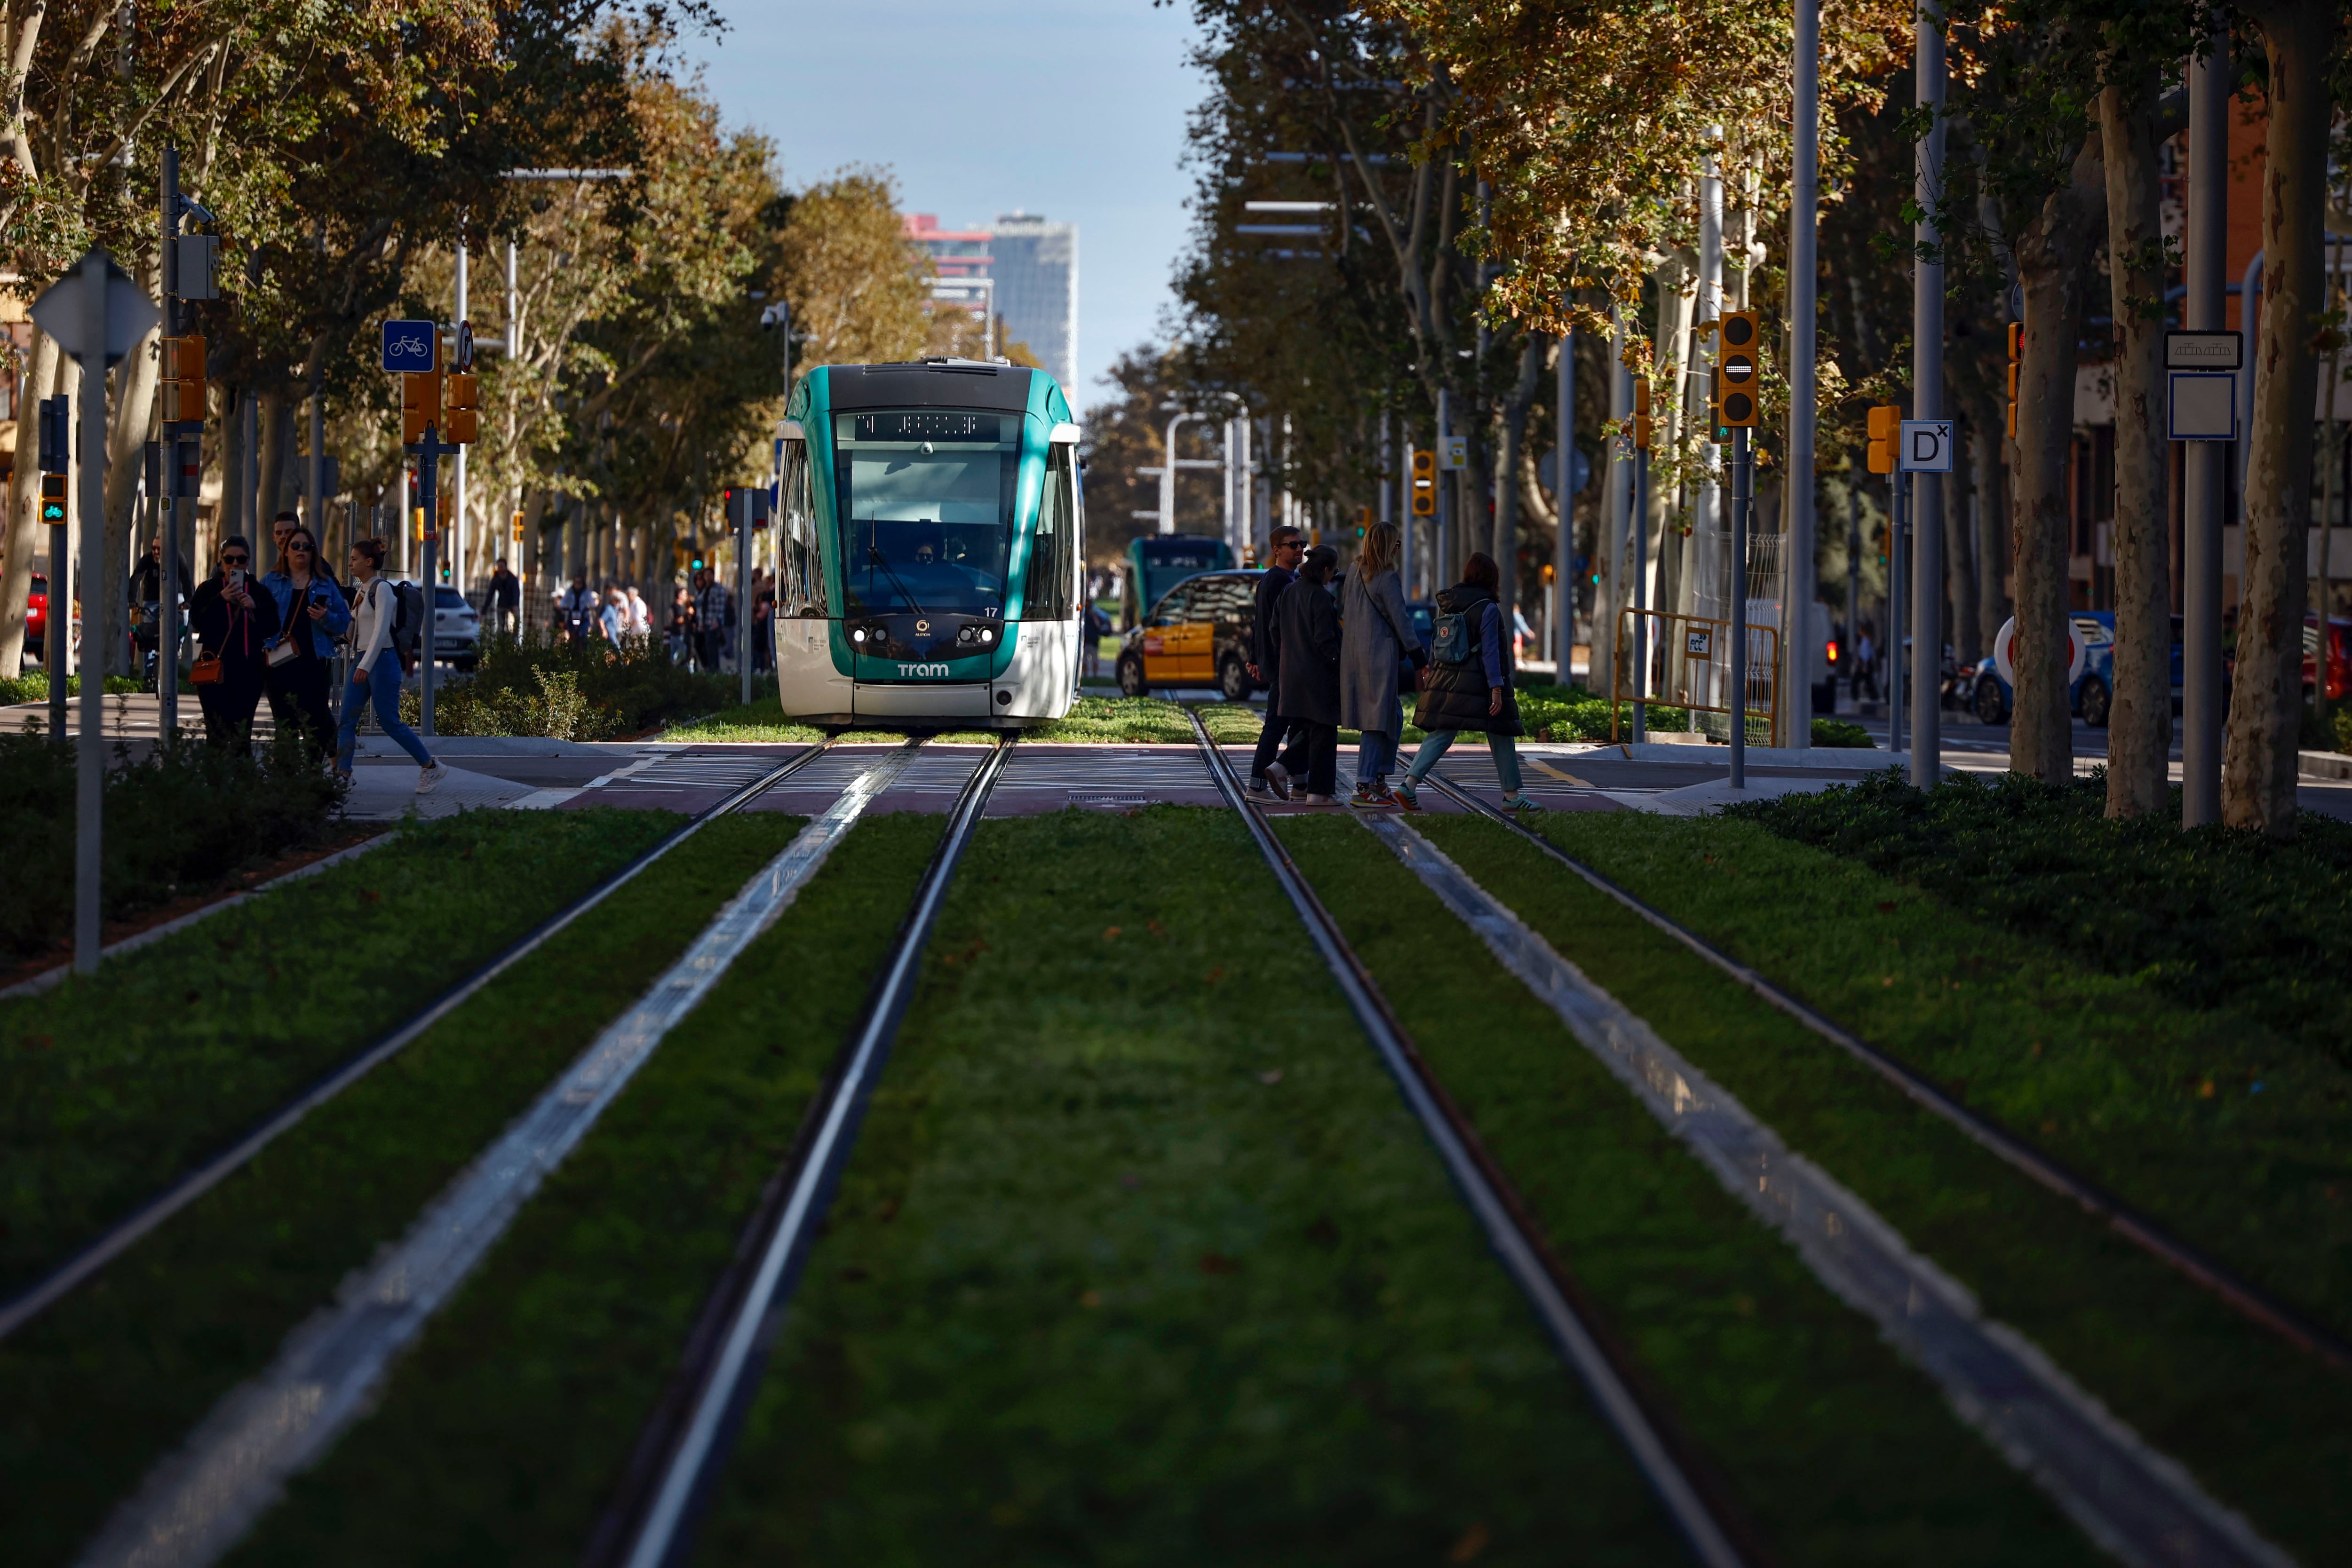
[1731,426,1749,786]
[1634,449,1649,743]
[48,391,69,747]
[1910,0,1946,787]
[2181,23,2227,826]
[453,239,468,599]
[738,495,752,708]
[2320,235,2343,741]
[159,145,181,740]
[1787,0,1820,746]
[418,438,439,736]
[506,240,520,358]
[1847,485,1862,712]
[1436,388,1453,580]
[74,252,108,974]
[1557,317,1574,675]
[1890,472,1907,759]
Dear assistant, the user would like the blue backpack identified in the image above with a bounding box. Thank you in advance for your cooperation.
[1430,601,1482,665]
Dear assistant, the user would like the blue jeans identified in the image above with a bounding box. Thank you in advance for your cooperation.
[1407,730,1521,795]
[1355,730,1398,789]
[336,661,434,772]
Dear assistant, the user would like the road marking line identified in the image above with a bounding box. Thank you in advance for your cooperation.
[1528,758,1593,787]
[75,744,923,1568]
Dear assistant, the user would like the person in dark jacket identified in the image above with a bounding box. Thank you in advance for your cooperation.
[259,526,350,763]
[187,536,282,750]
[1244,525,1310,796]
[1397,552,1541,813]
[1269,544,1343,803]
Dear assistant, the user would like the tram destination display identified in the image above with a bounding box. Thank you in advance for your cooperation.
[850,410,1005,443]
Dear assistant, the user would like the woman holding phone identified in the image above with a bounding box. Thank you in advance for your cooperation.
[259,525,350,762]
[186,536,282,749]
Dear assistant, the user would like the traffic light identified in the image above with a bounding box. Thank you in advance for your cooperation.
[1541,562,1557,585]
[511,510,525,544]
[1631,377,1655,450]
[40,473,66,524]
[1716,311,1761,428]
[37,394,70,474]
[1356,505,1371,538]
[443,372,478,444]
[402,370,443,444]
[2005,321,2024,439]
[161,335,207,423]
[1866,404,1899,474]
[1410,447,1436,515]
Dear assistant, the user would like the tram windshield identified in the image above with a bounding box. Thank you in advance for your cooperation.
[833,409,1018,618]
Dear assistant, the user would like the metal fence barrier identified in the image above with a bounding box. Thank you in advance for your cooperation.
[1613,608,1778,744]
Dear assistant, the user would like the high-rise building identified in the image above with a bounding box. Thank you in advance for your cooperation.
[903,211,1079,392]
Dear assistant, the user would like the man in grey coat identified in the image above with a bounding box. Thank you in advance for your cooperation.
[1337,521,1425,807]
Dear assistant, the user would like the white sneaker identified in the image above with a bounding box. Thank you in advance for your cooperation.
[1300,792,1338,806]
[1244,777,1271,798]
[1264,761,1293,800]
[415,761,446,795]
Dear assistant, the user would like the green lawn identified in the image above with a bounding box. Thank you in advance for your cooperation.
[0,808,680,1295]
[228,813,946,1568]
[698,808,1685,1566]
[1414,808,2352,1560]
[0,814,806,1568]
[660,694,829,744]
[1275,816,2082,1564]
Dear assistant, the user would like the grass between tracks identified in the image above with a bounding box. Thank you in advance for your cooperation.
[0,812,804,1568]
[0,807,679,1295]
[701,808,1684,1566]
[1276,816,2082,1564]
[1411,808,2352,1559]
[226,810,943,1568]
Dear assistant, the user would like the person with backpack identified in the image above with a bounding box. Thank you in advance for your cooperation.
[1396,551,1540,814]
[559,575,598,648]
[1246,526,1311,797]
[1268,543,1344,804]
[1339,520,1425,808]
[336,537,444,793]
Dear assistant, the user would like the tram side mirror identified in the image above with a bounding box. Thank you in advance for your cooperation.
[1047,422,1081,444]
[776,419,806,442]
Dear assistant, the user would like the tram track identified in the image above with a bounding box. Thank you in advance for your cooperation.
[0,741,833,1345]
[587,735,1010,1568]
[69,738,944,1568]
[1182,710,1757,1568]
[1419,770,2352,1375]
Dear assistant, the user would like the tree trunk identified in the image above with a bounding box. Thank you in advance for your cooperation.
[2224,0,2332,836]
[254,386,288,543]
[102,325,162,677]
[1942,466,1980,665]
[1962,406,2011,654]
[0,329,59,676]
[2099,78,2175,817]
[2010,134,2106,782]
[1494,335,1544,639]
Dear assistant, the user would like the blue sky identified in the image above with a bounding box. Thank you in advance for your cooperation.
[683,0,1209,409]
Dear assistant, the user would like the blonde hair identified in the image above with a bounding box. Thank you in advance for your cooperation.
[1357,519,1401,579]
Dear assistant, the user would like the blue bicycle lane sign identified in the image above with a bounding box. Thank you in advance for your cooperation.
[381,319,438,372]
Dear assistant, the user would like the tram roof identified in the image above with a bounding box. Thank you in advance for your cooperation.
[824,359,1036,414]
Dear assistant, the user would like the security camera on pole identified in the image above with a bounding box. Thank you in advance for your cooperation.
[31,250,159,974]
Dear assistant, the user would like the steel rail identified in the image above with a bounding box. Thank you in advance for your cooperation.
[0,741,834,1345]
[1422,771,2352,1373]
[605,737,1012,1568]
[1184,713,1756,1568]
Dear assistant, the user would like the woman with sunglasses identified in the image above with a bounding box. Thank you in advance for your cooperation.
[186,536,283,749]
[259,526,350,761]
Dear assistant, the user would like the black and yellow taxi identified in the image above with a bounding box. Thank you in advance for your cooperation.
[1115,569,1264,700]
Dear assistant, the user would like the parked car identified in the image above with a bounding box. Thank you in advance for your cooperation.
[1118,569,1263,698]
[393,579,482,671]
[25,572,45,662]
[2303,614,2351,701]
[1967,613,2180,727]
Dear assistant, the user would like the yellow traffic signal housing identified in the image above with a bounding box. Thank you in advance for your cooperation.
[161,335,207,422]
[2005,320,2025,440]
[402,370,444,444]
[511,510,525,543]
[40,472,66,523]
[1716,311,1761,428]
[443,372,479,445]
[1866,403,1899,475]
[1631,378,1654,450]
[1410,446,1436,515]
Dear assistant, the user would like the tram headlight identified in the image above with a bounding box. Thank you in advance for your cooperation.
[852,628,866,644]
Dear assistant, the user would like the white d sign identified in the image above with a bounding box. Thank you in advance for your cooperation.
[1899,419,1955,473]
[1991,615,2089,689]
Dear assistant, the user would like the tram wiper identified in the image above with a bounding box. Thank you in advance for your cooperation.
[865,545,927,618]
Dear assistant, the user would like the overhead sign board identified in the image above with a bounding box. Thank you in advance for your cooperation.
[1899,419,1955,473]
[381,319,438,373]
[2165,330,2241,371]
[2169,371,2237,441]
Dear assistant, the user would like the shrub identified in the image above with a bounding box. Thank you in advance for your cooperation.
[1729,769,2352,1063]
[1510,681,1692,741]
[0,730,345,959]
[399,633,736,740]
[1811,717,1874,748]
[0,673,143,707]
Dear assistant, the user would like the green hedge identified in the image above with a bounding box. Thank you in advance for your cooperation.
[1512,681,1692,741]
[0,732,343,959]
[1729,769,2352,1064]
[399,633,738,740]
[0,672,144,708]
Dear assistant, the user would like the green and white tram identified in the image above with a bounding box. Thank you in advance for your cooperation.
[771,359,1085,727]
